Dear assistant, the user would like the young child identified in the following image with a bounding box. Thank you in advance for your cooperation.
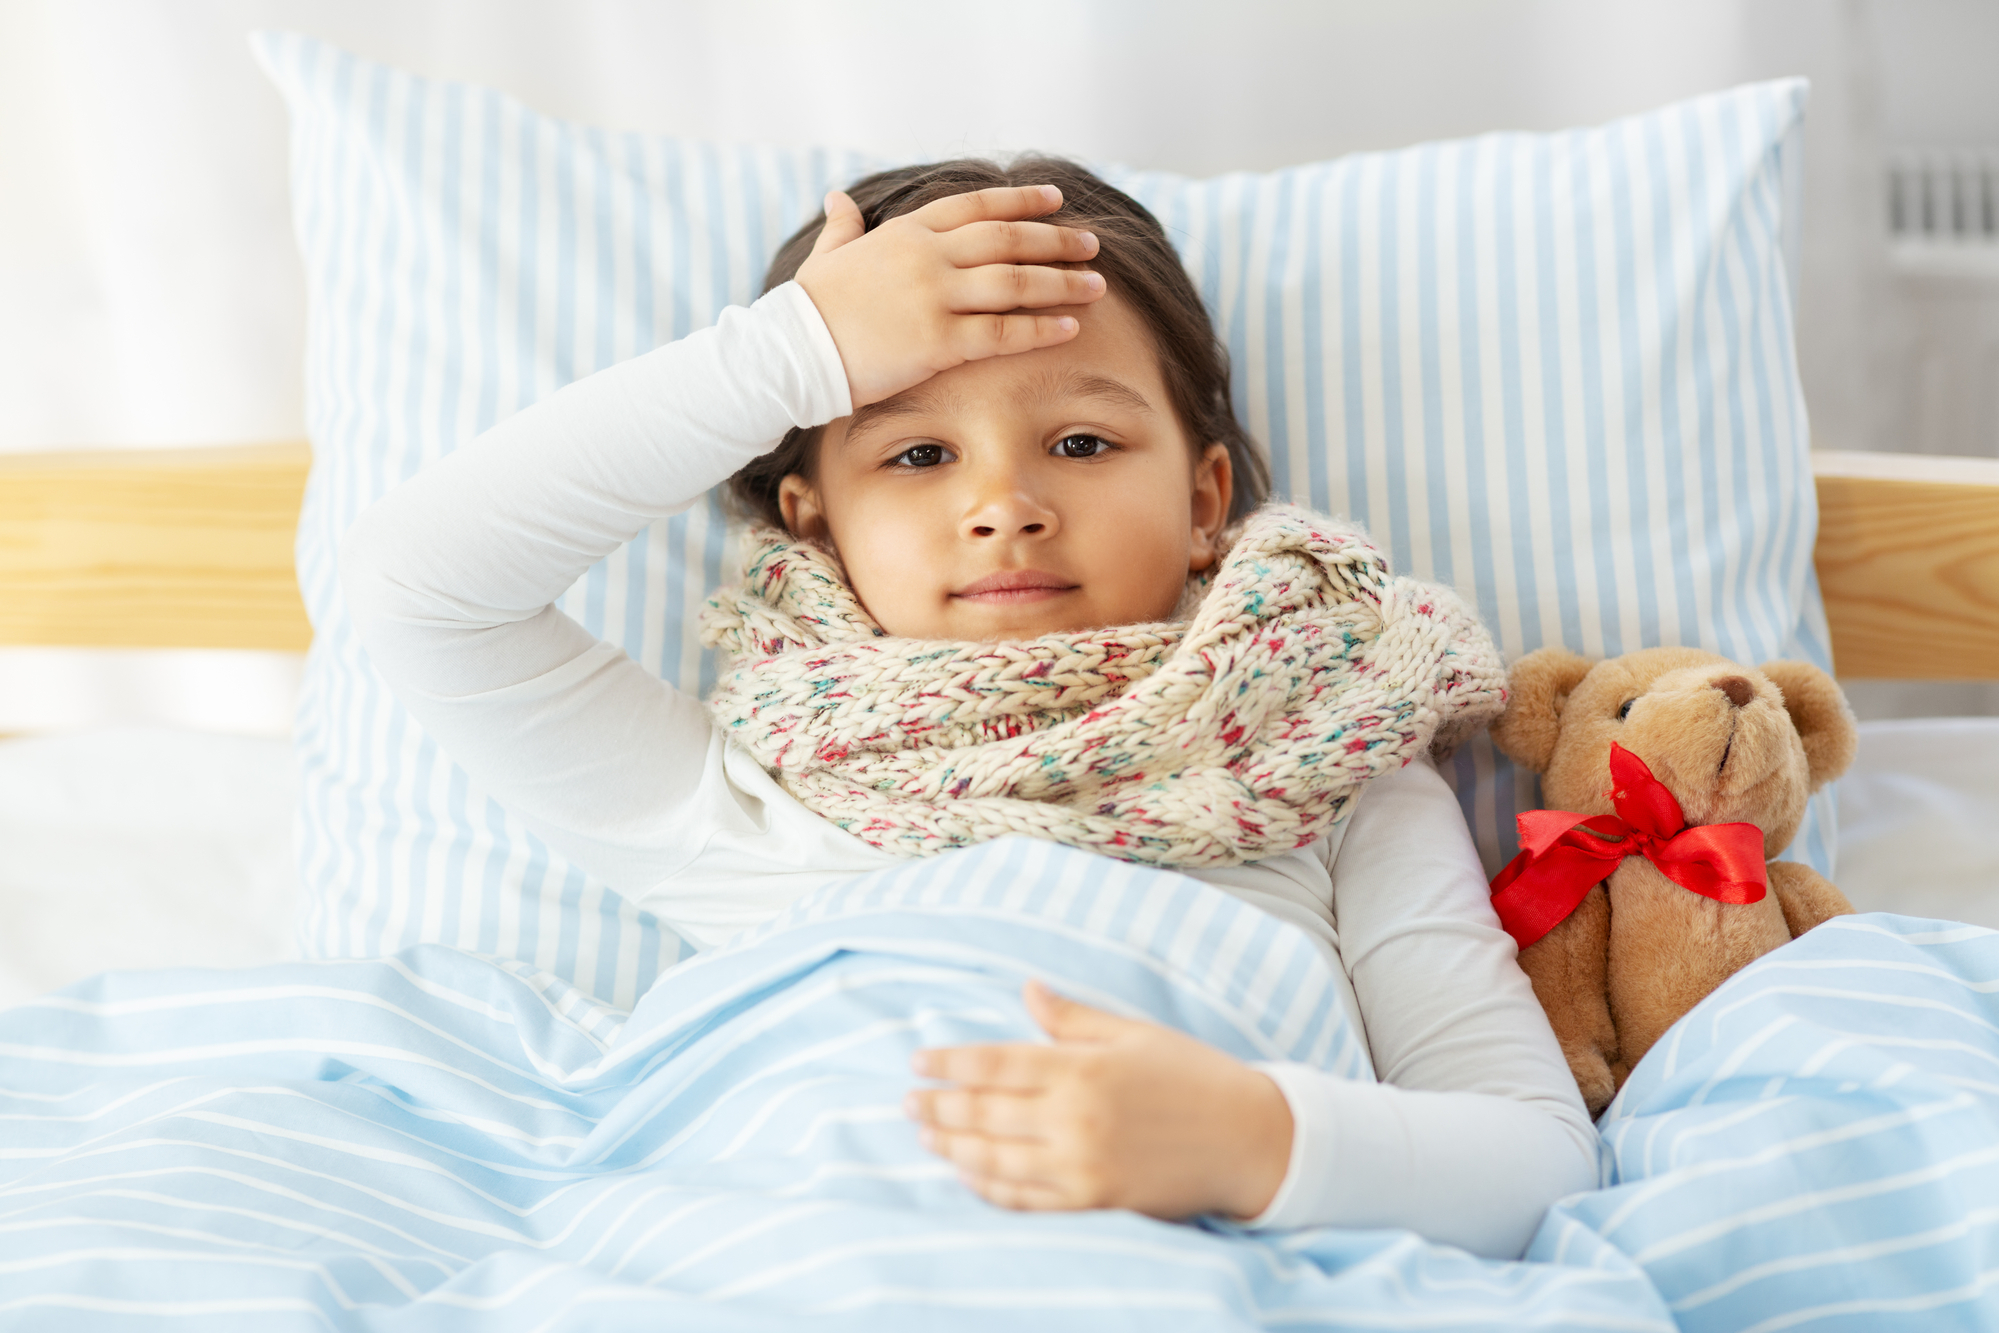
[341,157,1595,1260]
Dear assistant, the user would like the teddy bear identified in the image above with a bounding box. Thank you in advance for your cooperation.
[1487,646,1859,1117]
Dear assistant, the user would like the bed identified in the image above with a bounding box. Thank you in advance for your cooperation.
[4,444,1994,1003]
[1,440,1995,1327]
[2,44,1998,1329]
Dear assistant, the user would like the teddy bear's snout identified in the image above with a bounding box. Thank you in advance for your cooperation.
[1712,676,1754,708]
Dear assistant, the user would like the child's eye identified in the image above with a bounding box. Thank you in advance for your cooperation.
[1053,434,1113,459]
[1617,698,1636,720]
[890,444,951,469]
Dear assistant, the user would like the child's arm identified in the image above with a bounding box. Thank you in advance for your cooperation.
[906,756,1596,1259]
[1248,756,1597,1251]
[341,186,1103,899]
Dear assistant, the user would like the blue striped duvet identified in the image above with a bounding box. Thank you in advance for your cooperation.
[2,839,1993,1329]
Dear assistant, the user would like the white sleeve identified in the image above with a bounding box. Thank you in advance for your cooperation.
[338,282,851,896]
[1242,755,1598,1259]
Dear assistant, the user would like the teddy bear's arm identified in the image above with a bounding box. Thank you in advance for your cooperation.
[1766,861,1854,938]
[1516,885,1619,1118]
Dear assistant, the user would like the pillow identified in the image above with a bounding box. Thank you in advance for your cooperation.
[1111,93,1833,877]
[261,32,881,1006]
[257,31,1831,1008]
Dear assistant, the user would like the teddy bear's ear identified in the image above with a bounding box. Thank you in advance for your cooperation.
[1490,647,1594,774]
[1758,660,1859,790]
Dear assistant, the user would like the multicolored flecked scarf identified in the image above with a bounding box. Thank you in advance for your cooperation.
[699,504,1506,867]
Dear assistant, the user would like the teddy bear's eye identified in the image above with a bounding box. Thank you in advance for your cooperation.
[1616,698,1636,721]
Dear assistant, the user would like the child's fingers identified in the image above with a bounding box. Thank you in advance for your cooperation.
[943,218,1099,268]
[1024,979,1133,1043]
[960,1172,1074,1212]
[948,312,1081,363]
[906,1085,1045,1138]
[952,265,1105,313]
[914,184,1064,233]
[807,190,866,257]
[913,1040,1060,1090]
[921,1124,1056,1186]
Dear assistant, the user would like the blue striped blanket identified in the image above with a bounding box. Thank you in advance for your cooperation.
[2,838,1993,1329]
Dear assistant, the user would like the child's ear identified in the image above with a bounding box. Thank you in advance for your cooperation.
[1489,648,1594,773]
[1757,660,1858,790]
[1187,443,1233,573]
[778,474,829,541]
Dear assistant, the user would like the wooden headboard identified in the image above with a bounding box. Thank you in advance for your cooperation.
[3,443,1997,679]
[0,444,312,653]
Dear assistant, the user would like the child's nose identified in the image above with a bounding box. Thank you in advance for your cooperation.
[958,466,1058,541]
[962,499,1056,539]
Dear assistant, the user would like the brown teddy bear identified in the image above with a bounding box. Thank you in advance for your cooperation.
[1488,646,1859,1117]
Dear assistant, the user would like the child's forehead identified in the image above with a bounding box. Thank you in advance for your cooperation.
[846,297,1172,436]
[851,368,1160,436]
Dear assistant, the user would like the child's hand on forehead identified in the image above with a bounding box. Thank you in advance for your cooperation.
[794,185,1106,409]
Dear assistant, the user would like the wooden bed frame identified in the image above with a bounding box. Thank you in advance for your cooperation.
[2,443,1997,680]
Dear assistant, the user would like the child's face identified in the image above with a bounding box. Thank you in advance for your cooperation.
[779,294,1232,641]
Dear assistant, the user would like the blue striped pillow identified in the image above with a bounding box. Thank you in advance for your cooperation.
[1113,90,1833,887]
[257,31,1831,1006]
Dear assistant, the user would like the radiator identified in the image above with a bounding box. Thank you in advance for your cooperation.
[1889,148,1999,242]
[1884,149,1999,460]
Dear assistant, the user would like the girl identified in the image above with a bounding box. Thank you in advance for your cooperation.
[342,158,1596,1260]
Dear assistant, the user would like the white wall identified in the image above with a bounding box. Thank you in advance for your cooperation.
[1867,0,1999,499]
[1874,0,1999,146]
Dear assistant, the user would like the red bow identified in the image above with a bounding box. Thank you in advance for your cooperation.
[1489,743,1768,951]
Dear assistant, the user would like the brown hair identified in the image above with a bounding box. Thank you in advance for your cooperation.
[725,155,1270,528]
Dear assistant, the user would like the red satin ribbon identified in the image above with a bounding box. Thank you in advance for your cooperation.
[1489,743,1768,951]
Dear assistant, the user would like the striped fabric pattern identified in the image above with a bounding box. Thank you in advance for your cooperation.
[258,32,880,1005]
[3,839,1992,1328]
[1541,914,1999,1328]
[258,31,1830,1010]
[1115,88,1835,884]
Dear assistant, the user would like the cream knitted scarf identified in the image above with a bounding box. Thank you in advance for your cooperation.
[699,504,1506,868]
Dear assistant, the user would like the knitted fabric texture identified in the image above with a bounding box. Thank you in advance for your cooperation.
[700,504,1507,867]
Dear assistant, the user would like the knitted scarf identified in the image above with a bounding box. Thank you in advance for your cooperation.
[699,504,1506,868]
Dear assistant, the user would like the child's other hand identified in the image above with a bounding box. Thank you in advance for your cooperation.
[905,980,1294,1221]
[794,186,1106,409]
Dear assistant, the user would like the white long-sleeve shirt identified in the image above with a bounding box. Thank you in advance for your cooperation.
[339,281,1596,1258]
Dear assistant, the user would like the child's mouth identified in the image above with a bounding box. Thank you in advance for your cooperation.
[952,570,1080,604]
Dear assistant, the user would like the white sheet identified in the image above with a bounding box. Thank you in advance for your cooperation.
[1836,717,1999,928]
[0,718,1990,1007]
[0,726,297,1009]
